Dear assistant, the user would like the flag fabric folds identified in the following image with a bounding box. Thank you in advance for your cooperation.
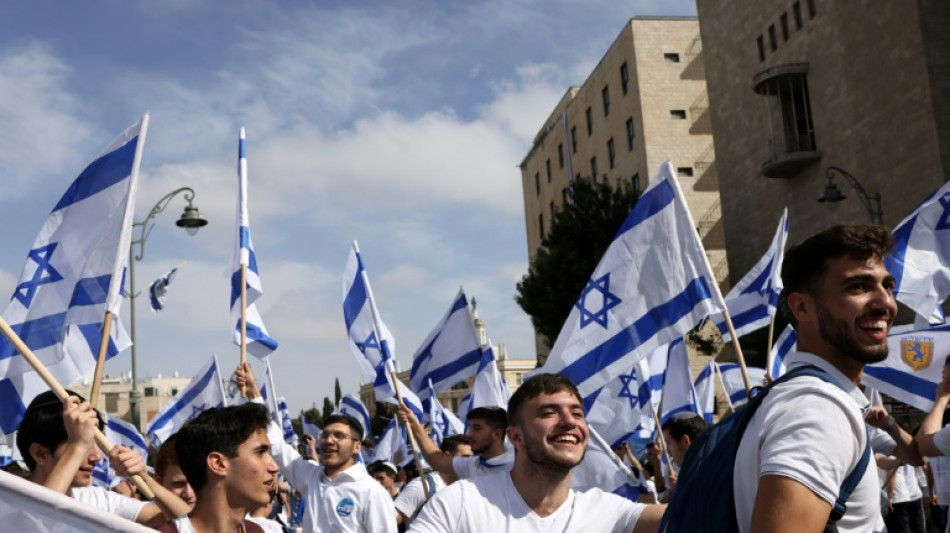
[693,361,716,424]
[148,267,178,312]
[93,414,149,488]
[885,181,950,323]
[660,340,700,423]
[863,323,950,412]
[422,379,464,446]
[539,162,725,406]
[712,208,788,342]
[277,397,298,447]
[769,325,796,378]
[571,440,644,502]
[0,117,145,380]
[301,415,321,439]
[718,363,766,409]
[229,127,278,359]
[145,356,225,449]
[333,393,372,438]
[464,344,511,415]
[409,288,481,399]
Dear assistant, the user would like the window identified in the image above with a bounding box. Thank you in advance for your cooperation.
[590,157,598,181]
[546,159,552,183]
[620,62,630,94]
[549,201,555,221]
[754,65,818,158]
[626,117,636,150]
[632,173,641,194]
[586,107,593,135]
[144,387,156,397]
[793,2,803,28]
[807,0,817,18]
[768,25,777,51]
[602,86,610,116]
[757,36,766,61]
[664,53,681,63]
[677,167,694,178]
[571,126,578,153]
[607,138,616,169]
[538,213,544,240]
[535,173,540,195]
[558,143,564,169]
[670,110,687,120]
[781,13,790,41]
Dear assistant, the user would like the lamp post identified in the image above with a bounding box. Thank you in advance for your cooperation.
[128,187,208,430]
[818,165,884,224]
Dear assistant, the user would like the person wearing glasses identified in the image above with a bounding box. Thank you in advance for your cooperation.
[236,363,397,533]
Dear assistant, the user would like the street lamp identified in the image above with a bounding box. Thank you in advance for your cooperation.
[128,187,208,429]
[818,165,884,224]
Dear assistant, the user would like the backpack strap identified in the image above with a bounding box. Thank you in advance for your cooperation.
[773,365,871,523]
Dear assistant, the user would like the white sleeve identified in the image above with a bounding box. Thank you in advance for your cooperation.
[451,456,474,479]
[393,479,424,520]
[869,426,897,456]
[406,484,459,533]
[363,485,398,533]
[934,425,950,456]
[255,397,313,490]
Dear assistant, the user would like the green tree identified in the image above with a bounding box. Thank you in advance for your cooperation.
[334,378,342,406]
[515,177,639,349]
[322,397,335,422]
[292,405,322,437]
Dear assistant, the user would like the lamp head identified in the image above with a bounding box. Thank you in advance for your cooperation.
[818,182,846,203]
[175,205,208,236]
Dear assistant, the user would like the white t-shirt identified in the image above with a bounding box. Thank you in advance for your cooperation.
[733,352,887,533]
[933,424,950,457]
[167,516,278,533]
[394,473,447,527]
[407,470,645,533]
[890,464,923,504]
[70,485,146,523]
[264,410,397,533]
[451,448,514,479]
[931,456,950,504]
[247,515,286,533]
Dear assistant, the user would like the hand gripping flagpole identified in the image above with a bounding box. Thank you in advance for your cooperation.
[358,264,430,500]
[0,316,155,499]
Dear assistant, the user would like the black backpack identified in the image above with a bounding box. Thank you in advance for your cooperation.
[658,365,871,532]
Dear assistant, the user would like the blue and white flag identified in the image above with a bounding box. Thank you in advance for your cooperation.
[259,358,281,424]
[92,414,149,488]
[456,392,472,420]
[885,181,950,324]
[145,356,226,449]
[422,379,464,446]
[370,418,411,466]
[768,325,796,378]
[333,393,372,438]
[539,162,725,406]
[410,288,481,399]
[277,397,298,447]
[693,361,716,423]
[712,208,788,342]
[302,415,321,439]
[863,323,950,412]
[148,267,178,312]
[0,117,146,380]
[718,363,766,409]
[586,343,667,448]
[571,439,645,502]
[230,127,278,359]
[465,344,511,414]
[660,340,700,423]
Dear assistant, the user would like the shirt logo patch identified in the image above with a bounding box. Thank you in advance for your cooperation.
[336,497,355,517]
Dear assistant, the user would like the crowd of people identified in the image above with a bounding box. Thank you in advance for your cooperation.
[7,223,950,532]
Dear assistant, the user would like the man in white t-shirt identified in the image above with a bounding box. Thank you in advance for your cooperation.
[399,403,513,480]
[159,403,281,533]
[733,224,922,533]
[16,389,191,528]
[394,434,473,528]
[914,356,950,533]
[237,363,397,533]
[408,373,666,533]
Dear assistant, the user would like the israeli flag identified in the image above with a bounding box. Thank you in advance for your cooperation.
[259,357,281,424]
[277,397,299,447]
[0,117,146,380]
[92,414,149,488]
[410,288,482,399]
[538,162,725,406]
[342,241,399,401]
[145,356,226,449]
[586,343,667,448]
[769,325,796,378]
[301,415,321,439]
[885,181,950,324]
[459,344,511,419]
[230,127,278,358]
[571,439,646,502]
[660,340,701,423]
[862,323,950,412]
[718,363,767,409]
[422,379,464,446]
[371,419,414,467]
[693,361,716,423]
[333,393,372,438]
[712,208,788,342]
[148,267,178,312]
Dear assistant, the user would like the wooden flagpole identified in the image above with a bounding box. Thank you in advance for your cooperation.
[713,309,753,398]
[239,263,248,397]
[0,316,154,499]
[386,362,430,500]
[88,311,114,409]
[765,313,777,380]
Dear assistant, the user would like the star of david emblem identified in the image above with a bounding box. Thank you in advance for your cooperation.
[575,273,622,329]
[616,367,639,410]
[190,404,208,420]
[14,243,64,307]
[356,331,380,355]
[433,413,446,435]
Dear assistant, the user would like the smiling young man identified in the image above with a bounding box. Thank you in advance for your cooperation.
[407,373,665,533]
[733,224,921,533]
[236,363,397,533]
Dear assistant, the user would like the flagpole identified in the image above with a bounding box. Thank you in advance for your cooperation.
[588,426,655,502]
[89,312,115,409]
[765,313,777,379]
[0,316,155,499]
[713,361,736,415]
[239,263,248,397]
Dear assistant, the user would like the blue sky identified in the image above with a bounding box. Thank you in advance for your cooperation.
[0,1,697,415]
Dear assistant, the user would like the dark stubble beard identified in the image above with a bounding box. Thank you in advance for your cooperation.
[816,301,889,364]
[523,432,586,473]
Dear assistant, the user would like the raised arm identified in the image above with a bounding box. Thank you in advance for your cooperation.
[41,396,99,494]
[109,445,190,526]
[866,406,922,466]
[397,401,455,477]
[918,375,950,457]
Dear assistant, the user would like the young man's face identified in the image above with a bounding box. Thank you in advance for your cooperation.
[451,444,473,458]
[465,419,498,455]
[157,464,196,507]
[371,470,396,492]
[801,255,896,364]
[226,428,280,509]
[662,429,688,467]
[50,440,102,488]
[508,390,588,472]
[319,422,361,471]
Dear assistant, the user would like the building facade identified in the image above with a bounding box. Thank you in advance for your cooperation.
[696,0,950,279]
[519,17,727,363]
[71,372,193,432]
